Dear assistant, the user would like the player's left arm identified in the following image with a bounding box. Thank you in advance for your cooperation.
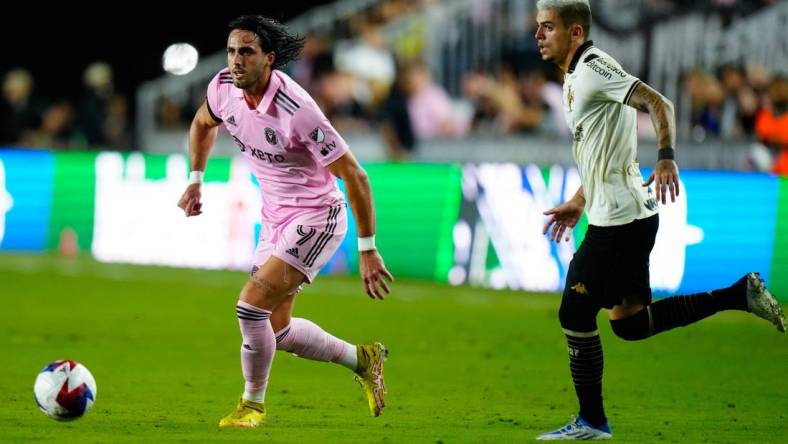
[327,152,394,300]
[627,81,680,204]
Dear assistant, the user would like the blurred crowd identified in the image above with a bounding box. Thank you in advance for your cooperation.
[267,0,571,159]
[0,63,132,151]
[280,0,788,171]
[684,65,788,173]
[2,0,786,174]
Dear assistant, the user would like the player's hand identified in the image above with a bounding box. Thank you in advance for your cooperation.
[543,198,584,243]
[177,183,203,217]
[643,159,679,205]
[359,250,394,300]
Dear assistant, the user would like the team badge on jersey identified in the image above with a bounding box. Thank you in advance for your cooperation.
[310,127,325,143]
[265,127,278,145]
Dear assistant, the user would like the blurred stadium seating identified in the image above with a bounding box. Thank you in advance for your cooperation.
[1,0,787,297]
[129,0,788,171]
[2,1,785,169]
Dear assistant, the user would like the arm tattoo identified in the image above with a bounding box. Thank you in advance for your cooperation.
[626,82,676,150]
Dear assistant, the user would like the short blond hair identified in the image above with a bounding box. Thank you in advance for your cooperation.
[536,0,592,38]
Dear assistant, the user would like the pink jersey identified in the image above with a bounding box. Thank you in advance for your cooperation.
[206,69,349,223]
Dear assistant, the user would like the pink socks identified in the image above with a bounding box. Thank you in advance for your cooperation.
[237,301,275,402]
[275,318,357,370]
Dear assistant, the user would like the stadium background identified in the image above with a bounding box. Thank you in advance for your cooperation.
[2,0,787,298]
[1,1,787,443]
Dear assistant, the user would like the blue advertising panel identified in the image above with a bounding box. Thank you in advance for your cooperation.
[678,171,777,294]
[0,150,781,300]
[0,149,54,251]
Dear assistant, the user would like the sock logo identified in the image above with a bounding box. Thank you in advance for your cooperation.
[243,344,252,350]
[286,247,299,258]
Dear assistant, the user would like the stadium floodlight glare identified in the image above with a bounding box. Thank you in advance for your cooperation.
[162,43,199,75]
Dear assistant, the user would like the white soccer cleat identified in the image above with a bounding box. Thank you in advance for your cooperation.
[537,416,612,440]
[746,272,786,333]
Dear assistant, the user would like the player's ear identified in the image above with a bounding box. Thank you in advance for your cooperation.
[266,51,276,66]
[571,24,584,41]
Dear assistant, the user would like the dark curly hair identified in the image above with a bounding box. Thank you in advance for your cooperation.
[228,15,305,70]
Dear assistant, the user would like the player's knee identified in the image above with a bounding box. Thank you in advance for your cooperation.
[558,299,598,332]
[270,316,288,333]
[609,308,651,341]
[270,300,294,332]
[240,275,283,310]
[273,324,293,351]
[558,302,573,328]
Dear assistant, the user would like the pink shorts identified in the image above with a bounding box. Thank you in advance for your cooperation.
[252,204,348,283]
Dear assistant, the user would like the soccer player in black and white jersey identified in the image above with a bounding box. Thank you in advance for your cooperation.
[533,0,785,440]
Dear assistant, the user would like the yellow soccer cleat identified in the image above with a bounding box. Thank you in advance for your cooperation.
[218,398,266,428]
[354,342,388,417]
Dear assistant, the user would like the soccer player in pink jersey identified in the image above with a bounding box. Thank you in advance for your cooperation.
[176,15,394,428]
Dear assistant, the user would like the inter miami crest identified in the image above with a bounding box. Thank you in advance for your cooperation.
[264,127,278,145]
[309,127,325,143]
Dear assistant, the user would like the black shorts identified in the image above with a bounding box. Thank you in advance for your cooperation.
[563,214,658,309]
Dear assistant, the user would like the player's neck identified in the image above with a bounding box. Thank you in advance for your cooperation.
[559,39,586,74]
[243,69,273,108]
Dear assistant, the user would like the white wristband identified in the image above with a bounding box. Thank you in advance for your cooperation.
[358,235,376,252]
[188,171,204,185]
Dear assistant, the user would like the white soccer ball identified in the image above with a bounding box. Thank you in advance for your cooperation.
[34,360,97,420]
[162,43,199,75]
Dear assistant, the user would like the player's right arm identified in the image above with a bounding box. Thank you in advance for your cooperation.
[585,56,679,205]
[626,82,679,205]
[543,186,585,243]
[177,101,221,217]
[326,151,394,300]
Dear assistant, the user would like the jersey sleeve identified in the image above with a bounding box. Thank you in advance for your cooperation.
[582,57,641,105]
[205,71,230,123]
[292,96,350,166]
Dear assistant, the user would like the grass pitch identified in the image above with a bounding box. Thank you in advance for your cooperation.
[0,254,786,443]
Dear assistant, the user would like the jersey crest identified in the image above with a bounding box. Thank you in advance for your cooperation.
[265,127,278,145]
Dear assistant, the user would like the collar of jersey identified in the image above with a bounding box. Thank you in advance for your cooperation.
[567,40,595,74]
[231,69,282,112]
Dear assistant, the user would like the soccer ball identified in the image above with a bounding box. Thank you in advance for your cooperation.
[34,360,97,420]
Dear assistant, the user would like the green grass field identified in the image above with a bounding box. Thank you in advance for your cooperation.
[1,254,786,443]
